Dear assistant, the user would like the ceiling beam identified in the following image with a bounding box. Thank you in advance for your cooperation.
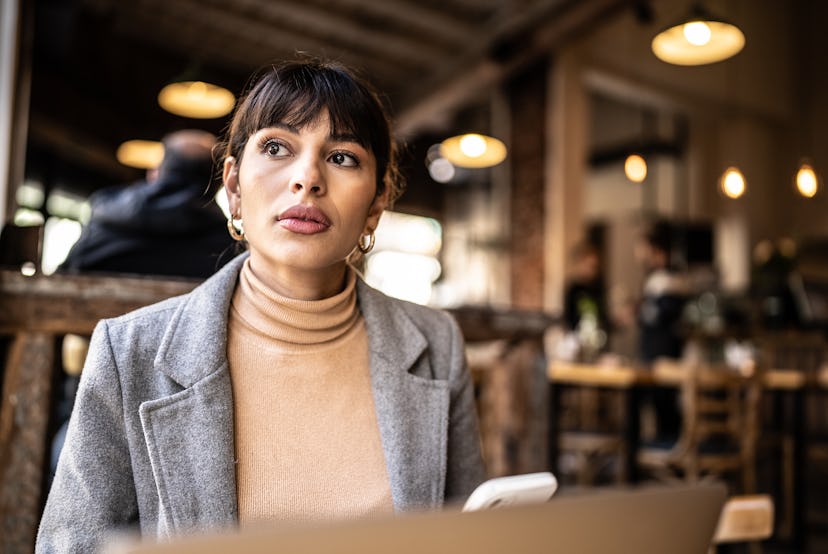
[127,0,433,73]
[298,0,480,47]
[395,0,634,137]
[28,113,136,182]
[228,0,452,65]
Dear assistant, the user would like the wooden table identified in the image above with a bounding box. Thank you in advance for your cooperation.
[547,359,808,550]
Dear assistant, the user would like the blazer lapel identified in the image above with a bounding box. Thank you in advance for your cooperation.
[358,280,450,512]
[139,254,247,533]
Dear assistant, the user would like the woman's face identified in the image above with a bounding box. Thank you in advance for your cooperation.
[223,111,386,293]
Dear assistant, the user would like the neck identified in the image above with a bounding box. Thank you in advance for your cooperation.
[247,257,349,301]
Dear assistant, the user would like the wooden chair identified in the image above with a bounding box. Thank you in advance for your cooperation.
[805,364,828,529]
[548,359,630,486]
[638,359,762,493]
[556,385,627,486]
[753,332,825,541]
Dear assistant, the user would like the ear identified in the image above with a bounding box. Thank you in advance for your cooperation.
[223,156,241,217]
[364,188,389,234]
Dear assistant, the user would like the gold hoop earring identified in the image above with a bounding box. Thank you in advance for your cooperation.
[227,216,245,241]
[358,233,375,254]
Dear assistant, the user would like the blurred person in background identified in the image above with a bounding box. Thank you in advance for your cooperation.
[563,240,610,361]
[59,129,235,278]
[636,221,689,440]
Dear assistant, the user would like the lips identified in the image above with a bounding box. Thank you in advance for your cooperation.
[277,204,332,235]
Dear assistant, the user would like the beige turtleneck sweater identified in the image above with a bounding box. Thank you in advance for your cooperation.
[227,259,393,525]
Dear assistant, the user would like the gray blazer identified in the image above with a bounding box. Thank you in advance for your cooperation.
[36,254,485,553]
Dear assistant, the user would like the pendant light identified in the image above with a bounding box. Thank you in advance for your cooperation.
[795,161,820,198]
[157,64,235,119]
[720,166,746,199]
[158,80,235,119]
[116,140,164,169]
[624,153,648,183]
[439,133,507,168]
[652,4,745,66]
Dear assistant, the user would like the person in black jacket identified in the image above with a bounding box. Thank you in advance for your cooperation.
[59,129,235,278]
[637,223,689,363]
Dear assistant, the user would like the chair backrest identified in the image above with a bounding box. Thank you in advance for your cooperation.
[688,363,761,451]
[653,360,762,488]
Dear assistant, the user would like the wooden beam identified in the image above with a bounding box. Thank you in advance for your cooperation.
[0,331,54,554]
[295,0,479,46]
[396,0,632,137]
[28,114,136,182]
[126,0,432,74]
[0,270,199,334]
[229,0,452,65]
[115,8,411,95]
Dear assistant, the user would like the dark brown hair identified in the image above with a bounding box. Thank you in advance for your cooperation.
[219,59,404,205]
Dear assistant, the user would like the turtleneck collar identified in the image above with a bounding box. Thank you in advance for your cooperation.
[231,258,360,346]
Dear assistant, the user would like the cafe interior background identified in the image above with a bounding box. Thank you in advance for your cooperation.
[2,0,828,551]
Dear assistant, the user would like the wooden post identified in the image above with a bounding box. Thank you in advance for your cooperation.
[0,332,54,552]
[507,58,548,310]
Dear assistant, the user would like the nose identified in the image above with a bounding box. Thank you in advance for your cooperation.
[289,154,326,196]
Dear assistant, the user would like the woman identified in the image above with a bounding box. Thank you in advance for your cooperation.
[37,60,485,553]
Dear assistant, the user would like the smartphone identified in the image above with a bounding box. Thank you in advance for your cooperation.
[462,472,558,512]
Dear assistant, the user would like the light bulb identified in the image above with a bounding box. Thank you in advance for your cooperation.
[459,134,487,158]
[683,21,712,46]
[720,167,746,199]
[624,154,647,183]
[796,163,818,198]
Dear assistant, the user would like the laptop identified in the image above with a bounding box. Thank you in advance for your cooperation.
[105,482,726,554]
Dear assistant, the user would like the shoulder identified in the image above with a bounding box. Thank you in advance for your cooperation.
[102,293,187,336]
[101,253,245,342]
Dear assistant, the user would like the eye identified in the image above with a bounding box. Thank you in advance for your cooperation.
[329,151,359,167]
[260,138,289,158]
